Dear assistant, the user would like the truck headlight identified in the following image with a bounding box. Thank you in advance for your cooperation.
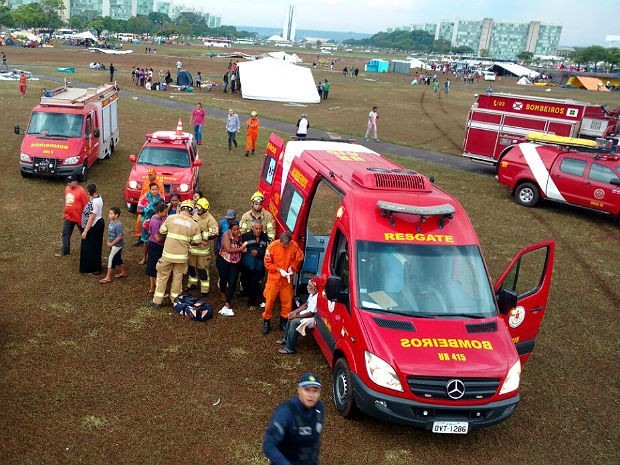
[128,180,140,189]
[64,156,80,165]
[178,183,190,193]
[499,360,521,395]
[20,153,32,163]
[365,351,403,392]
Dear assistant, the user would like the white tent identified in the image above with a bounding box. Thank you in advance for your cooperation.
[238,58,321,104]
[13,30,41,42]
[517,76,533,85]
[408,58,427,69]
[490,62,540,79]
[72,31,98,42]
[264,51,303,63]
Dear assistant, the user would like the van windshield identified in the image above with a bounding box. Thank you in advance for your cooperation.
[27,112,83,138]
[356,241,497,318]
[137,147,190,168]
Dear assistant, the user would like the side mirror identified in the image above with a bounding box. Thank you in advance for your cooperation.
[193,159,202,167]
[93,128,100,138]
[325,276,342,302]
[497,288,518,315]
[129,154,137,163]
[14,124,20,135]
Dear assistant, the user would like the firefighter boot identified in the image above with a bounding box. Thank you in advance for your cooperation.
[262,319,271,335]
[279,316,287,332]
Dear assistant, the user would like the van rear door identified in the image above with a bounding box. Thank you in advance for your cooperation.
[494,240,555,364]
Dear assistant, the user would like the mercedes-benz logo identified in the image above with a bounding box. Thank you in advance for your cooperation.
[446,379,465,399]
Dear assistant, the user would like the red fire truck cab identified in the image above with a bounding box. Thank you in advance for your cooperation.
[463,93,620,165]
[256,133,555,433]
[18,82,119,180]
[124,121,201,212]
[497,134,620,224]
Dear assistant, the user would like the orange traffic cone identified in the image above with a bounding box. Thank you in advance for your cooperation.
[176,118,183,135]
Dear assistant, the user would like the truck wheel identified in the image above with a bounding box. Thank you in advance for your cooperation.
[515,182,540,207]
[333,358,356,417]
[127,203,137,214]
[79,162,88,182]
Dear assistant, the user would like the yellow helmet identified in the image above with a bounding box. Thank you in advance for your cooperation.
[250,191,264,203]
[180,199,194,211]
[195,197,210,211]
[250,110,258,117]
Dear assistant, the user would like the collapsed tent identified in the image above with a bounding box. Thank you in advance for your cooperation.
[237,58,320,104]
[489,62,540,79]
[263,51,303,63]
[177,70,193,87]
[517,76,533,85]
[72,31,98,42]
[566,76,609,91]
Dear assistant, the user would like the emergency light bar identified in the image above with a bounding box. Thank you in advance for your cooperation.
[377,200,455,229]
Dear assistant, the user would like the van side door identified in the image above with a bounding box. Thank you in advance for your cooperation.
[84,112,99,167]
[494,240,555,364]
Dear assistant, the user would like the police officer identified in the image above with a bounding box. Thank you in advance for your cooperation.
[263,372,324,465]
[239,191,276,241]
[150,200,201,308]
[187,198,219,296]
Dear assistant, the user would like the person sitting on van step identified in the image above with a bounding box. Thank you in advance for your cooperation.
[277,278,320,354]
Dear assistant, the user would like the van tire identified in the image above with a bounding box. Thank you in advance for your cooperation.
[79,162,88,182]
[333,358,356,417]
[515,182,539,207]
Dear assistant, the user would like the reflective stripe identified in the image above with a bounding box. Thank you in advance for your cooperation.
[160,224,168,234]
[520,143,566,201]
[162,251,188,260]
[170,292,179,299]
[167,232,191,242]
[189,247,211,255]
[191,233,202,243]
[154,291,165,298]
[188,276,198,284]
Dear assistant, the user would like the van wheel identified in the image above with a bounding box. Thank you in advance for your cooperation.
[515,182,539,207]
[79,162,88,182]
[333,358,356,417]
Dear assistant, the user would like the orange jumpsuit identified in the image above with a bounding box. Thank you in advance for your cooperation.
[135,176,165,236]
[245,116,260,153]
[262,239,304,320]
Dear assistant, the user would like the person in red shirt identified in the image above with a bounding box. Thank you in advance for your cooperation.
[19,71,27,97]
[190,102,206,145]
[56,175,88,257]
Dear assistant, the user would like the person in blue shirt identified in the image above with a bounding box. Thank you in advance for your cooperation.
[263,372,324,465]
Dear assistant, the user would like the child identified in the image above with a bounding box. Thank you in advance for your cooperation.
[146,201,167,294]
[168,193,180,215]
[100,207,127,283]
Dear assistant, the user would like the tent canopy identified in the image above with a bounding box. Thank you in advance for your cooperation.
[517,76,533,85]
[237,58,320,104]
[490,62,540,79]
[264,51,303,63]
[72,31,98,41]
[566,76,608,91]
[177,70,193,87]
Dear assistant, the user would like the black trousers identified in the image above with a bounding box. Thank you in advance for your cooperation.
[61,219,83,255]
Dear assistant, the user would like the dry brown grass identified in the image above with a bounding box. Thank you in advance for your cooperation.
[0,44,618,465]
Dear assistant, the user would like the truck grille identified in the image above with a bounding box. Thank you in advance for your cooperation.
[407,376,500,400]
[33,157,58,173]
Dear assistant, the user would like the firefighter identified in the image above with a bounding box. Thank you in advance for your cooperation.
[150,200,201,308]
[239,191,276,241]
[262,231,304,334]
[134,168,165,247]
[187,197,219,296]
[245,110,260,156]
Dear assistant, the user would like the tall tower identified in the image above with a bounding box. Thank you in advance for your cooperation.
[283,4,296,42]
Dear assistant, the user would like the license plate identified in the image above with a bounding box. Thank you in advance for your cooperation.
[432,421,469,434]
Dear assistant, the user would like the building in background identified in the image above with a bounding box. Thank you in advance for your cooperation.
[402,18,562,59]
[282,3,295,42]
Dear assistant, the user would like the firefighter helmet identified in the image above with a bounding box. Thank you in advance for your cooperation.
[180,200,194,211]
[250,191,264,203]
[195,197,210,211]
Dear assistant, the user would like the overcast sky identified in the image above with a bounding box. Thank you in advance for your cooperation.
[199,0,620,47]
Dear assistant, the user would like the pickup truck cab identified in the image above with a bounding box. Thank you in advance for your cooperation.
[255,133,555,433]
[497,136,620,224]
[124,120,202,212]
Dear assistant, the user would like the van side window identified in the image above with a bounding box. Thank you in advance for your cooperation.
[279,182,304,232]
[330,229,350,295]
[261,156,277,186]
[85,114,92,138]
[559,157,586,177]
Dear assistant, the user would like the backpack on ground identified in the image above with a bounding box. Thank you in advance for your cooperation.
[173,294,213,322]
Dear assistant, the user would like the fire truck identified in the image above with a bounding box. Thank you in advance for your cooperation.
[124,120,201,212]
[462,93,620,165]
[18,82,119,180]
[255,133,555,433]
[497,133,620,224]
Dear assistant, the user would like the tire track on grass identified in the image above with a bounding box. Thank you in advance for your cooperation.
[418,89,463,154]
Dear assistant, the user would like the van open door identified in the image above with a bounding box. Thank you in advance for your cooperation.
[494,240,555,364]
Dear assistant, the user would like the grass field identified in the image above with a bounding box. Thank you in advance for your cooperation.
[0,44,619,465]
